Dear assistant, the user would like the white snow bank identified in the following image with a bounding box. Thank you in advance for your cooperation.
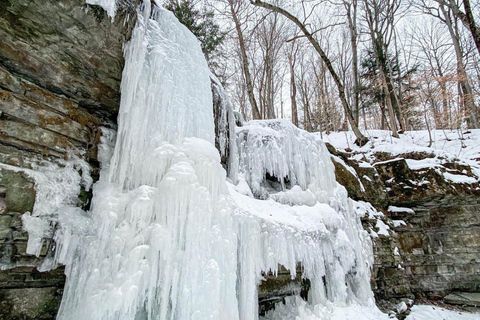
[323,130,480,184]
[406,305,480,320]
[388,206,415,214]
[261,296,390,320]
[443,172,478,184]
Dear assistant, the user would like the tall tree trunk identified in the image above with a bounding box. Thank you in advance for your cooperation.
[252,0,369,146]
[363,0,400,137]
[441,4,479,128]
[436,0,480,57]
[288,52,299,127]
[345,0,360,123]
[230,0,261,119]
[462,0,480,57]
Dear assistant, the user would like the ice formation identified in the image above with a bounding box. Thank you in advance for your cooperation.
[211,75,238,183]
[16,1,388,319]
[232,120,378,318]
[236,120,338,203]
[0,153,92,262]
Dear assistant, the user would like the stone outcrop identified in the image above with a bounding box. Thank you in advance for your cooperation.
[330,146,480,313]
[0,1,136,318]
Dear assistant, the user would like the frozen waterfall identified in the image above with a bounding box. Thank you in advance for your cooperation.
[17,1,390,319]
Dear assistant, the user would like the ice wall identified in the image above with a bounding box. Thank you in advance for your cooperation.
[17,1,387,319]
[232,120,379,318]
[54,3,241,319]
[237,120,338,203]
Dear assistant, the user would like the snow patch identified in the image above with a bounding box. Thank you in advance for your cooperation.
[406,305,480,320]
[388,206,415,214]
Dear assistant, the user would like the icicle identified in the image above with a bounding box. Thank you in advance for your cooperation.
[211,74,239,184]
[236,120,338,203]
[56,4,239,320]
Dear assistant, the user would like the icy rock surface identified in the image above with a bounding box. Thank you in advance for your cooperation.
[0,154,92,260]
[86,0,117,18]
[18,1,386,319]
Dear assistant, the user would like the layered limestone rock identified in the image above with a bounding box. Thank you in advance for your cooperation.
[0,1,136,318]
[329,145,480,312]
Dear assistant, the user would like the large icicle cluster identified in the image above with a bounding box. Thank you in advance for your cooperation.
[232,120,378,318]
[236,120,338,203]
[16,1,389,319]
[54,4,240,319]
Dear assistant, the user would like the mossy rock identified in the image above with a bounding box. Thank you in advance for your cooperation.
[0,287,62,320]
[0,168,36,213]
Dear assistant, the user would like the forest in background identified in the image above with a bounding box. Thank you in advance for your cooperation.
[164,0,480,146]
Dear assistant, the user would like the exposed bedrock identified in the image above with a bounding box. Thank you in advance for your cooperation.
[329,144,480,313]
[0,0,135,318]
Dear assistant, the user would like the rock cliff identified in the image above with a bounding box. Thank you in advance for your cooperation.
[0,1,135,318]
[329,143,480,315]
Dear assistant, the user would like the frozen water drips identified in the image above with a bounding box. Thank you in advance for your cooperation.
[236,120,338,204]
[108,2,214,191]
[0,153,92,260]
[233,119,379,316]
[56,4,239,320]
[16,1,385,319]
[211,75,239,183]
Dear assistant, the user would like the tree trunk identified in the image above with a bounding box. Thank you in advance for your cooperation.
[363,0,400,137]
[252,0,369,146]
[345,0,360,123]
[288,52,299,127]
[462,0,480,57]
[230,0,261,119]
[441,4,479,128]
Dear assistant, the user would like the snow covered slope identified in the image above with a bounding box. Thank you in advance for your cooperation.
[407,305,480,320]
[323,129,480,186]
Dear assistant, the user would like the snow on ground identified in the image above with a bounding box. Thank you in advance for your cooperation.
[261,296,390,320]
[406,305,480,320]
[322,129,480,185]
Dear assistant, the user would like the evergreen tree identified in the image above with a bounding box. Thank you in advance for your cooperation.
[165,0,225,62]
[360,48,419,129]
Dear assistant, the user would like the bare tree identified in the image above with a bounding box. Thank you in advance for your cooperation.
[411,20,456,129]
[251,0,369,146]
[255,12,286,119]
[432,0,480,57]
[416,0,479,128]
[344,0,361,123]
[287,40,300,126]
[362,0,406,137]
[228,0,262,119]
